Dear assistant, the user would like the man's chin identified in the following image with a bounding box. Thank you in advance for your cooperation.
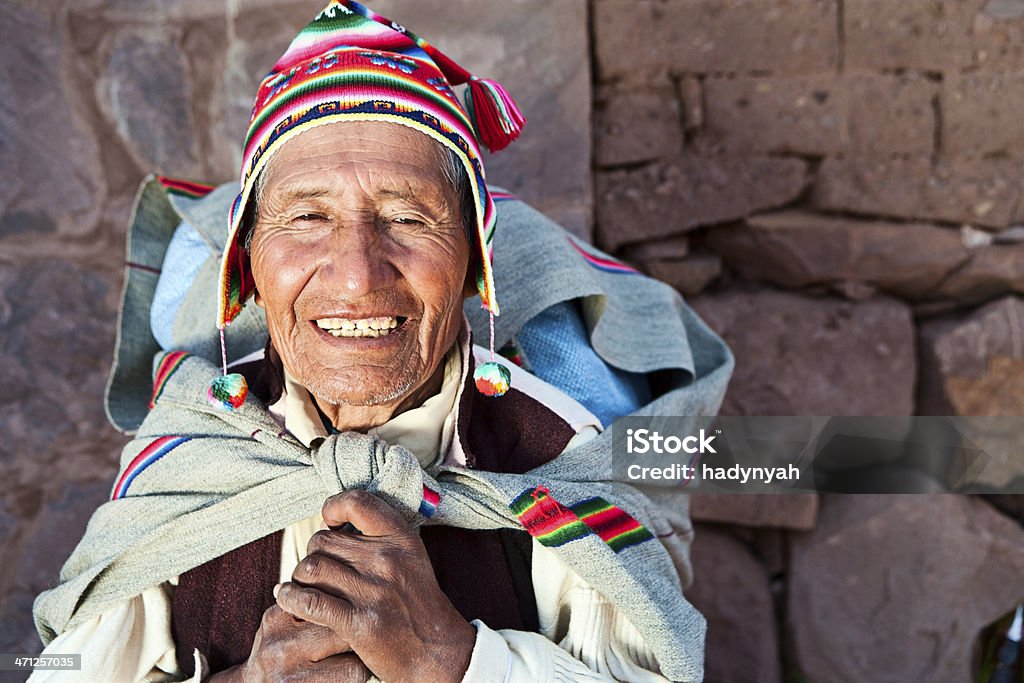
[302,370,416,408]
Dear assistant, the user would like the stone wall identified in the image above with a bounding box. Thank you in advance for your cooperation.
[591,1,1024,680]
[1,1,1022,681]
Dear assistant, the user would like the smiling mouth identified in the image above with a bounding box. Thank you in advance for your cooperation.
[314,316,407,338]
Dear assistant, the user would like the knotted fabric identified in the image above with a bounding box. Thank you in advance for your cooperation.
[35,354,708,681]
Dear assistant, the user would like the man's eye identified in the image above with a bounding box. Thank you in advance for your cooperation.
[292,213,326,223]
[391,217,426,226]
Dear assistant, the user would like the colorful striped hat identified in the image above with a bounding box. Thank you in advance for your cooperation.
[217,0,525,330]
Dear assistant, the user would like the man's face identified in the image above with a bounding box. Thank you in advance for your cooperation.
[249,120,471,409]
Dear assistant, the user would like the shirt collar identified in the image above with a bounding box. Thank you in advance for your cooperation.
[273,319,469,469]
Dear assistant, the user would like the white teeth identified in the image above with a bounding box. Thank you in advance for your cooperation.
[318,316,401,338]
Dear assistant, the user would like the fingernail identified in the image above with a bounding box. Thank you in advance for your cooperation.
[273,583,281,598]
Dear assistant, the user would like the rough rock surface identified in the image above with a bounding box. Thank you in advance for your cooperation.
[595,157,808,251]
[813,156,1024,229]
[640,254,722,296]
[943,70,1024,157]
[844,0,975,70]
[691,289,916,416]
[0,3,106,257]
[687,524,782,683]
[705,211,970,299]
[931,242,1024,304]
[689,494,818,530]
[788,494,1024,683]
[702,74,934,156]
[595,0,838,78]
[595,84,683,167]
[919,296,1024,415]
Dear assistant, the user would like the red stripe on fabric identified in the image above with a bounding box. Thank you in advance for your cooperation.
[584,510,642,541]
[567,240,638,273]
[422,485,440,506]
[518,502,579,536]
[112,435,180,498]
[150,352,188,408]
[156,176,216,196]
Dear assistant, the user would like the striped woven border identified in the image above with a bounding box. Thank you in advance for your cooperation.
[418,485,440,518]
[156,175,215,199]
[567,239,639,275]
[489,189,517,202]
[510,487,654,553]
[111,436,193,500]
[149,351,190,409]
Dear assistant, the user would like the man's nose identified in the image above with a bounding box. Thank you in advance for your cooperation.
[316,222,397,296]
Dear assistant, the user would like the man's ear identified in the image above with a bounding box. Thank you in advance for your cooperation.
[253,289,264,308]
[462,263,477,299]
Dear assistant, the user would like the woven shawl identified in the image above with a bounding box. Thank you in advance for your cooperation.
[37,352,710,680]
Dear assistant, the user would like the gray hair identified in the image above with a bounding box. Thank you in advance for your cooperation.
[243,145,475,252]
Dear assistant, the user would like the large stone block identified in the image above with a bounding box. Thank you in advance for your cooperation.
[689,493,818,530]
[206,3,324,181]
[705,211,970,300]
[595,156,808,252]
[690,289,916,416]
[931,242,1024,303]
[788,494,1024,683]
[944,70,1024,157]
[594,84,683,167]
[686,524,782,683]
[98,29,201,177]
[813,156,1024,229]
[702,74,934,156]
[594,0,838,80]
[0,589,42,658]
[14,482,111,594]
[844,0,975,70]
[0,261,122,485]
[702,75,844,156]
[640,254,722,296]
[845,73,936,156]
[0,4,105,248]
[919,296,1024,415]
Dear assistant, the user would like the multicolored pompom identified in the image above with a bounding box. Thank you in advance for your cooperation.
[473,361,511,397]
[207,373,249,410]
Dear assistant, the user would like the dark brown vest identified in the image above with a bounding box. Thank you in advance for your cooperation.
[171,349,576,675]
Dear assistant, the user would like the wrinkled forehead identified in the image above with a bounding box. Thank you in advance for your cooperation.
[260,119,456,199]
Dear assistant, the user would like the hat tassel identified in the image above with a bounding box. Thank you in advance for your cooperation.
[208,327,249,411]
[465,77,526,153]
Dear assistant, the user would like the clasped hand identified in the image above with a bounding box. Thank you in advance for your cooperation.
[234,490,476,682]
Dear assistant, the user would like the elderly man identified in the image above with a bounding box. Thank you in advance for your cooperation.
[33,2,732,681]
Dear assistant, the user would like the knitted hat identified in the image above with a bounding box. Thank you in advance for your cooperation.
[217,0,525,330]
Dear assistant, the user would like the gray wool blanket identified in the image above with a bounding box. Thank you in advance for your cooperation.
[39,352,706,680]
[36,177,735,682]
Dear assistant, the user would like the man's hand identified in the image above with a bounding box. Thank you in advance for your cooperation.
[208,604,371,682]
[275,490,477,683]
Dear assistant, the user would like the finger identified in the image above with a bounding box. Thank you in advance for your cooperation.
[305,527,362,563]
[276,581,357,634]
[321,489,409,537]
[291,549,363,599]
[309,653,372,683]
[258,604,349,663]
